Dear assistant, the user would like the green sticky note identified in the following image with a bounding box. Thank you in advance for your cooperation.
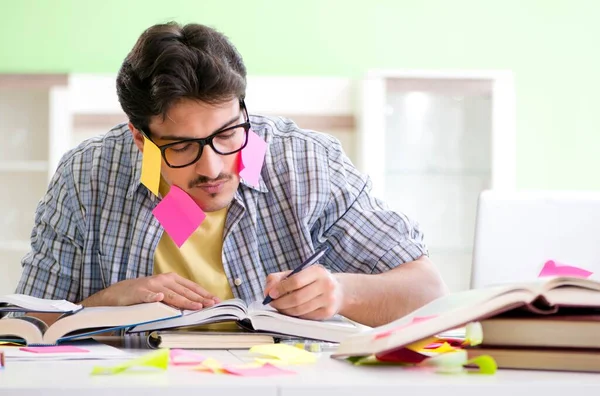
[466,355,497,375]
[91,349,169,375]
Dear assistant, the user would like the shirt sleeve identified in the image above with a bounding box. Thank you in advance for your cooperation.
[14,156,85,302]
[315,136,428,274]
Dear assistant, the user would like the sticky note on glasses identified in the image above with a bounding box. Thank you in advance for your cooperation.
[141,136,161,196]
[238,129,267,188]
[152,185,206,247]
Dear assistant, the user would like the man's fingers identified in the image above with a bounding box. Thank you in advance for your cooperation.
[263,271,292,297]
[162,288,203,310]
[270,281,322,310]
[270,267,320,299]
[174,275,215,299]
[144,291,164,303]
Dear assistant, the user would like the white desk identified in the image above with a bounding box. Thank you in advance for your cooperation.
[1,348,599,396]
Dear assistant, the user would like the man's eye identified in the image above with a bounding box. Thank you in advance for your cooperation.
[170,143,193,153]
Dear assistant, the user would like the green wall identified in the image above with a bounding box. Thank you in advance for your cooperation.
[1,0,598,190]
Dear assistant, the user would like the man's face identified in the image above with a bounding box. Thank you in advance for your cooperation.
[131,98,244,212]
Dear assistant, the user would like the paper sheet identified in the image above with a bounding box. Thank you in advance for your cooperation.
[140,136,161,196]
[1,341,129,361]
[238,129,267,187]
[152,185,206,247]
[20,345,89,354]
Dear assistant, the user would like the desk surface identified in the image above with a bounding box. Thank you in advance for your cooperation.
[1,344,599,396]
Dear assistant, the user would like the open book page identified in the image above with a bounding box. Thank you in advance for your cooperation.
[0,316,49,345]
[245,301,365,343]
[129,298,249,333]
[539,277,600,306]
[0,294,83,313]
[43,302,182,345]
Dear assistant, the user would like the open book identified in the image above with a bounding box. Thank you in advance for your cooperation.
[331,276,600,359]
[129,299,365,343]
[0,295,181,345]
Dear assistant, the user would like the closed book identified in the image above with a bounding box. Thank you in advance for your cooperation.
[467,347,600,372]
[479,314,600,348]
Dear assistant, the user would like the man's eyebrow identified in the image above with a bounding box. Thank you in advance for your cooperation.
[159,114,241,141]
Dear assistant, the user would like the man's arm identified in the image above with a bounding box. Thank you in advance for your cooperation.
[335,255,447,327]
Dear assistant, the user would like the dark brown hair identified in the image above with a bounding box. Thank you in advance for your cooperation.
[116,22,247,131]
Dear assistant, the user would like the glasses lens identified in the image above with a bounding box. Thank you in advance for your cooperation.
[212,126,248,155]
[164,141,201,167]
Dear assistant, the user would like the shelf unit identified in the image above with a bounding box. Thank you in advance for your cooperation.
[0,74,69,295]
[358,70,516,291]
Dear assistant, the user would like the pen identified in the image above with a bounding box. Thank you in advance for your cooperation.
[262,245,331,305]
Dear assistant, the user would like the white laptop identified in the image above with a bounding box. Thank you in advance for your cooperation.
[470,190,600,288]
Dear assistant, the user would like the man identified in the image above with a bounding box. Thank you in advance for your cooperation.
[15,22,447,328]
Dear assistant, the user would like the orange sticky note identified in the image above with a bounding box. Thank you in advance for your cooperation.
[141,136,161,196]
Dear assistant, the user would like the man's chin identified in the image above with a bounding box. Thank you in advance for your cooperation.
[192,194,233,213]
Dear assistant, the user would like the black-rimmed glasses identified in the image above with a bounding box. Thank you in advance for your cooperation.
[141,100,250,168]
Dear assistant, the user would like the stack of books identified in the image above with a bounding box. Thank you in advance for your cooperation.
[467,311,600,372]
[332,274,600,372]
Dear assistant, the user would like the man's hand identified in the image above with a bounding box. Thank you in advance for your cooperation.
[83,272,219,310]
[263,265,343,320]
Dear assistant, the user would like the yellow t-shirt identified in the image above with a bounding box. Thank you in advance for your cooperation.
[153,179,234,301]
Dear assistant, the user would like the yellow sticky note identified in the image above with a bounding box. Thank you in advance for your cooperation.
[91,349,169,375]
[464,322,483,347]
[250,344,317,364]
[405,337,438,352]
[466,355,497,375]
[423,342,456,354]
[140,136,161,196]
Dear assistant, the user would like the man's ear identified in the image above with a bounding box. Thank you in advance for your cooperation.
[129,122,145,152]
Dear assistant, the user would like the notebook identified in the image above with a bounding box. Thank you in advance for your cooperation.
[147,330,276,349]
[466,347,600,373]
[0,297,181,345]
[129,298,365,343]
[331,276,600,359]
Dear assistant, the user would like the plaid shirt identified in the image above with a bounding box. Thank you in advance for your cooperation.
[15,115,428,304]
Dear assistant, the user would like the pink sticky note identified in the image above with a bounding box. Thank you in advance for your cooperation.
[152,185,206,247]
[238,129,267,187]
[20,345,89,353]
[538,260,593,278]
[170,349,206,366]
[374,315,437,340]
[223,363,296,377]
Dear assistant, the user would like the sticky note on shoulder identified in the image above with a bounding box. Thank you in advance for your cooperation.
[238,129,267,188]
[140,136,161,196]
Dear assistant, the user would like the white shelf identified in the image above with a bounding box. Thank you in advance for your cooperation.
[0,240,31,251]
[0,161,48,172]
